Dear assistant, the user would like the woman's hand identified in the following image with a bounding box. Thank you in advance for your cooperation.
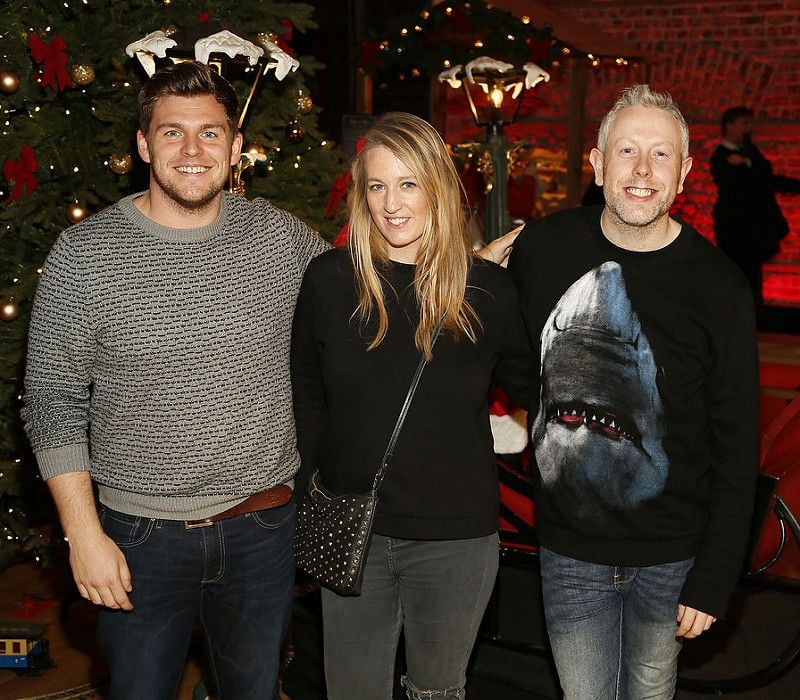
[475,225,523,268]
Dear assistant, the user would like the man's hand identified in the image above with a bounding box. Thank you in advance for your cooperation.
[726,153,750,167]
[47,471,133,610]
[676,604,716,638]
[475,224,523,267]
[68,531,133,610]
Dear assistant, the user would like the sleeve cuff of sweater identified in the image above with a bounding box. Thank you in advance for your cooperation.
[679,574,732,620]
[36,443,91,480]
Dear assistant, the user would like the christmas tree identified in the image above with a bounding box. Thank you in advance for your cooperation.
[0,0,344,569]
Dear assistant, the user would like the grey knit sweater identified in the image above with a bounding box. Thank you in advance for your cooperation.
[22,192,329,519]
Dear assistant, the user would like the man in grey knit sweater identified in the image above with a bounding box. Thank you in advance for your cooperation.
[22,62,327,699]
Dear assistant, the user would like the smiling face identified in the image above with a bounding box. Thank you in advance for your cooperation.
[364,146,430,263]
[136,94,242,226]
[590,105,692,233]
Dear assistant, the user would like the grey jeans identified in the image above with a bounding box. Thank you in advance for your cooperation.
[322,531,499,699]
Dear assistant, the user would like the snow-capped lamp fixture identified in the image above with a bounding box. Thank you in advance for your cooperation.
[439,56,550,241]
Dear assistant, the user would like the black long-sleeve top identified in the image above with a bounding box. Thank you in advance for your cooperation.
[291,248,531,540]
[510,206,760,619]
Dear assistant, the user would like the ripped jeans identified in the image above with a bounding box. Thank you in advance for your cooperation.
[322,532,499,699]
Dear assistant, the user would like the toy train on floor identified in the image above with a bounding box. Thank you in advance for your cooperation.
[0,622,53,675]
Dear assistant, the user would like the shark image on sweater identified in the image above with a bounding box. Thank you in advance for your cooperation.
[532,261,669,520]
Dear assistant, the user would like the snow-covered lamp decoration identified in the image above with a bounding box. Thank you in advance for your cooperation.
[125,19,300,195]
[439,56,550,241]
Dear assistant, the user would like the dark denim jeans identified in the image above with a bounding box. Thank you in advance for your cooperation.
[96,501,296,700]
[322,532,499,700]
[540,547,694,700]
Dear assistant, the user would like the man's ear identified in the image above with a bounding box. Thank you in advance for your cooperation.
[677,156,693,194]
[589,148,604,186]
[136,130,151,164]
[230,131,243,167]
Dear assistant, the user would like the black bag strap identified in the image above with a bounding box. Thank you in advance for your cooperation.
[371,319,444,493]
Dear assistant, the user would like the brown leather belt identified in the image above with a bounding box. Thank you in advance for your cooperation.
[184,484,293,530]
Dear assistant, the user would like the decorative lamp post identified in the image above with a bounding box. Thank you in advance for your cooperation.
[125,19,300,195]
[439,57,550,241]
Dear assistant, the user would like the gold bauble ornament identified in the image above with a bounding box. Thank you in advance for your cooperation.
[108,153,133,175]
[0,297,20,322]
[256,32,278,48]
[244,142,267,158]
[297,94,313,115]
[286,121,305,144]
[162,25,178,37]
[0,70,21,94]
[66,201,89,224]
[70,63,95,86]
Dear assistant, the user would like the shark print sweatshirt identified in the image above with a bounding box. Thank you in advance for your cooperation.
[509,205,759,619]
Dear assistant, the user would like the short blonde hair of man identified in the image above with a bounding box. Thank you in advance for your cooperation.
[597,84,690,158]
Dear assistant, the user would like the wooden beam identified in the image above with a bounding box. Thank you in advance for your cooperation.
[566,57,587,208]
[355,70,373,115]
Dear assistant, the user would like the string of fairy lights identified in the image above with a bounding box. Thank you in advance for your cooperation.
[369,3,639,83]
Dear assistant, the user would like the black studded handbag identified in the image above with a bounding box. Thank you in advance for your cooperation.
[294,323,441,596]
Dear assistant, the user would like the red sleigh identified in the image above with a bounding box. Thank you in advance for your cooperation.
[749,391,800,582]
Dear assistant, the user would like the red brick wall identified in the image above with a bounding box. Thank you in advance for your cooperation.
[442,0,800,305]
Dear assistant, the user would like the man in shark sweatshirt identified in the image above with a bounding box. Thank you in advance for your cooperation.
[508,85,759,699]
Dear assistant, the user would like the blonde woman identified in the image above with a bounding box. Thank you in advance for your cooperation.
[291,112,530,699]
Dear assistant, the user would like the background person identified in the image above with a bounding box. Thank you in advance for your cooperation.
[711,105,800,311]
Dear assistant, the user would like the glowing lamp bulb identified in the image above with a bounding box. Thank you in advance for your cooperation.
[489,87,504,109]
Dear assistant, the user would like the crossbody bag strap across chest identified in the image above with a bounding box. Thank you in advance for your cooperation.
[370,318,444,495]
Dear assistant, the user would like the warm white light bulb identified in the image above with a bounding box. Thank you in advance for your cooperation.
[489,87,504,109]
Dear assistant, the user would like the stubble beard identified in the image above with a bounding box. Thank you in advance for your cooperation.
[602,181,673,230]
[151,166,228,214]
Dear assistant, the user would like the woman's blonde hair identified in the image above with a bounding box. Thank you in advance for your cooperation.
[348,112,479,358]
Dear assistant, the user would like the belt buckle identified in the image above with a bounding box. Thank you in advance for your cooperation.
[184,518,215,530]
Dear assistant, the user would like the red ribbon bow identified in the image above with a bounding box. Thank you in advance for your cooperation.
[323,138,365,220]
[3,145,38,201]
[333,223,350,249]
[278,18,296,57]
[324,172,352,219]
[28,34,73,92]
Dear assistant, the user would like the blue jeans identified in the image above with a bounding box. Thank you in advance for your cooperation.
[96,501,296,700]
[540,547,694,700]
[322,532,499,699]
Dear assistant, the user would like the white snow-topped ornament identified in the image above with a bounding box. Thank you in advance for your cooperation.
[259,40,300,81]
[125,19,298,82]
[438,56,551,101]
[125,31,177,78]
[194,30,263,67]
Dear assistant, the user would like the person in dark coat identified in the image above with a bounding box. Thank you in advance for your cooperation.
[711,106,800,309]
